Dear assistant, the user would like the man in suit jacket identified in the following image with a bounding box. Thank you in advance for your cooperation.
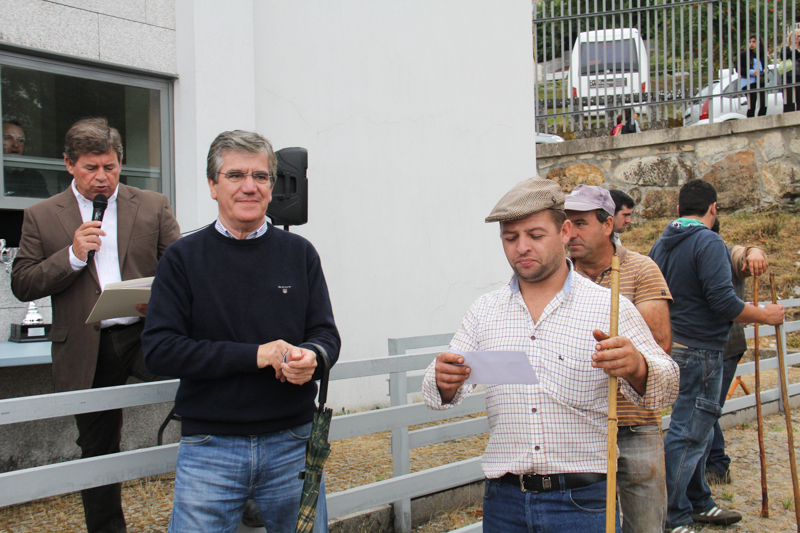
[11,118,181,533]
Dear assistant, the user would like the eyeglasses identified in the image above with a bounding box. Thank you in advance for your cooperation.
[218,171,273,184]
[3,135,25,143]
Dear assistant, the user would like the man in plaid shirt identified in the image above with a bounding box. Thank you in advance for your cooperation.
[423,177,679,533]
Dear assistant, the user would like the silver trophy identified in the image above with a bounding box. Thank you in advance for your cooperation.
[2,239,51,342]
[0,239,18,274]
[22,301,44,325]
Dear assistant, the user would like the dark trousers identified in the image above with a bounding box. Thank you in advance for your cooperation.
[74,321,159,533]
[784,85,800,113]
[704,352,744,475]
[747,89,768,117]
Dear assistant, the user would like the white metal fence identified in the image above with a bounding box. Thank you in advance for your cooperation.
[0,298,798,532]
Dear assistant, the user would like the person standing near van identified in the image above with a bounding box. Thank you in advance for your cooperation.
[739,35,769,117]
[781,29,800,113]
[621,109,641,134]
[611,115,624,136]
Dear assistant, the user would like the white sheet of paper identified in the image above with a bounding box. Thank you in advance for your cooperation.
[451,349,539,385]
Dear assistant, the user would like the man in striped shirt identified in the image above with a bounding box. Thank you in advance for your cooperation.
[423,177,679,533]
[565,185,672,533]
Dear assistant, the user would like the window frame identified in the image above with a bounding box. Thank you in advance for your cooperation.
[0,47,175,211]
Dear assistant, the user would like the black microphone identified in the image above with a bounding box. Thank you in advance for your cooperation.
[87,194,108,260]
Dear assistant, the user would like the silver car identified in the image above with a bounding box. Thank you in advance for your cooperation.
[535,132,566,144]
[683,68,783,125]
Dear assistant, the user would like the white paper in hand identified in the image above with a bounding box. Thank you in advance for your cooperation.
[451,349,538,385]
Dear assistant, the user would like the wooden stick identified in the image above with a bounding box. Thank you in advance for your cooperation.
[606,256,620,533]
[753,277,769,518]
[770,272,800,528]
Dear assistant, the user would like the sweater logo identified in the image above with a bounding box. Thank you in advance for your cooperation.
[279,285,291,294]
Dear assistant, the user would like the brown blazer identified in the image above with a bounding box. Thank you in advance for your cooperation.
[11,184,181,392]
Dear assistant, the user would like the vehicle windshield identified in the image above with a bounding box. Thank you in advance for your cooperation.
[579,39,640,75]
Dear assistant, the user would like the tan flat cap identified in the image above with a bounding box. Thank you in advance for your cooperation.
[485,177,565,223]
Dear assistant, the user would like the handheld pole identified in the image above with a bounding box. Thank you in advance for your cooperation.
[770,273,800,528]
[753,277,769,517]
[606,256,620,533]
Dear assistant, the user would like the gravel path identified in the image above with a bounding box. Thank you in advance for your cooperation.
[1,368,799,532]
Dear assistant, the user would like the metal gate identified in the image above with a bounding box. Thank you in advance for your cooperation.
[533,0,800,137]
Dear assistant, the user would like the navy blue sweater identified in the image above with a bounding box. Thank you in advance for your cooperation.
[649,220,744,350]
[142,224,340,436]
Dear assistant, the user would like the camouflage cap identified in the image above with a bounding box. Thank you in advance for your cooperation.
[485,177,565,223]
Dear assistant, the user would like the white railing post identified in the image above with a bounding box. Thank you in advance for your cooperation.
[388,338,412,533]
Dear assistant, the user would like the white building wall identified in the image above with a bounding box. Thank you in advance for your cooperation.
[173,0,257,229]
[247,1,538,409]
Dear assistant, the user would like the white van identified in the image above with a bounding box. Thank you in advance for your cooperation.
[568,28,650,116]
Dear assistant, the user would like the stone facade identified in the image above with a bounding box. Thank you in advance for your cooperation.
[537,113,800,218]
[0,0,177,74]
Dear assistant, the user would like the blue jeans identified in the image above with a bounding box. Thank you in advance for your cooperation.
[617,425,666,533]
[664,345,723,528]
[169,422,327,533]
[483,477,621,533]
[704,353,743,476]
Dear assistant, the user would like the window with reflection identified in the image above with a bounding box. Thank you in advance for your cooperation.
[0,51,173,246]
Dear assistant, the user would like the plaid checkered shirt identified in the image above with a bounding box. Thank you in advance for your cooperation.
[422,262,679,478]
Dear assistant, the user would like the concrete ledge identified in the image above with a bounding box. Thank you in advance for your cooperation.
[328,481,483,533]
[536,110,800,160]
[329,504,393,533]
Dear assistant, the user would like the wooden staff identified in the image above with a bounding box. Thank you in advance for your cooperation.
[770,272,800,529]
[606,256,620,533]
[753,277,769,517]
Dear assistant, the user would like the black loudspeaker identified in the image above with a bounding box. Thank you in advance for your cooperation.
[267,147,308,227]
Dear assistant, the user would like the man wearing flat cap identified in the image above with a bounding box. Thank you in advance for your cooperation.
[422,178,679,533]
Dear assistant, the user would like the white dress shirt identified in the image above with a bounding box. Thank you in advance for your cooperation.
[68,181,138,328]
[214,218,268,239]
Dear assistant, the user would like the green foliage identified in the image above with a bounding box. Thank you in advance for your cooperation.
[781,495,794,509]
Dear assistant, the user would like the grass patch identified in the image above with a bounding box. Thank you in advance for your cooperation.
[781,496,794,510]
[787,332,800,350]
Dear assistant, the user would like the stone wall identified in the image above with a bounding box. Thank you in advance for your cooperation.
[536,113,800,218]
[0,0,177,74]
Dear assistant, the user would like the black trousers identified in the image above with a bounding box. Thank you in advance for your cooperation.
[784,85,800,112]
[74,321,159,533]
[747,89,768,117]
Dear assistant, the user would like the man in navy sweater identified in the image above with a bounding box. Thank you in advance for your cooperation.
[142,130,340,533]
[649,179,783,533]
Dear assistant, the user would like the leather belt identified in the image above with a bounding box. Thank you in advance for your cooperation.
[499,472,606,493]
